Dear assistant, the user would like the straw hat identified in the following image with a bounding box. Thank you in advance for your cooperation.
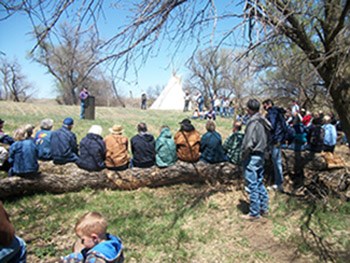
[109,125,124,135]
[88,125,103,136]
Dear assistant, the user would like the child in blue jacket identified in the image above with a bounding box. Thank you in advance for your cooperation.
[61,212,124,263]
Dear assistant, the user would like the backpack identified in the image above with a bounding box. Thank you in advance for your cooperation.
[276,107,288,142]
[310,125,325,147]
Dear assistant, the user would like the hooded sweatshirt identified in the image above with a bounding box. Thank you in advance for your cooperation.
[62,234,124,263]
[155,128,177,167]
[241,112,272,160]
[131,132,156,168]
[174,123,201,162]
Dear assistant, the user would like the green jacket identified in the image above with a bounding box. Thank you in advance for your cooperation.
[223,131,244,165]
[155,127,177,167]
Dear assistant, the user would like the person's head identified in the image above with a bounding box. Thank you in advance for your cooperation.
[63,117,74,130]
[109,124,124,135]
[205,120,216,132]
[75,212,108,250]
[13,128,26,141]
[24,124,35,138]
[246,99,260,115]
[233,121,242,132]
[300,108,306,116]
[323,115,331,124]
[262,99,274,111]
[137,122,148,133]
[88,125,102,136]
[159,125,169,133]
[0,119,4,129]
[40,118,54,130]
[179,118,194,131]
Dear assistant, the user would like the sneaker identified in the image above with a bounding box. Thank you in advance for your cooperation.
[240,214,260,221]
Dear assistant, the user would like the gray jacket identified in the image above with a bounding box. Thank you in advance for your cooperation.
[241,112,272,160]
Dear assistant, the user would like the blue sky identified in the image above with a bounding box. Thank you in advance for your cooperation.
[0,2,243,99]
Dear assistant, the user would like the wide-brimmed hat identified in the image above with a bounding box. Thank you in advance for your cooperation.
[179,118,191,125]
[109,124,124,134]
[88,125,103,136]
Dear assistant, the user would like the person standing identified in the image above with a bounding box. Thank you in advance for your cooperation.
[79,86,90,119]
[183,91,191,112]
[322,115,337,153]
[262,99,286,192]
[141,92,147,110]
[241,99,272,221]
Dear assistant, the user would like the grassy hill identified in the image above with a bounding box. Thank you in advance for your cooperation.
[1,101,349,263]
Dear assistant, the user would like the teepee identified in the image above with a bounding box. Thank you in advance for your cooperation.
[150,74,185,110]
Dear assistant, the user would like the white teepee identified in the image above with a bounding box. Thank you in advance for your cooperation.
[150,74,185,110]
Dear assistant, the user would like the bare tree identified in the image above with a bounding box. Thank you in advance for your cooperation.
[1,1,349,139]
[0,58,34,102]
[252,40,326,109]
[30,23,103,105]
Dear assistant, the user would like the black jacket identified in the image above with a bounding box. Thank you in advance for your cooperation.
[131,133,155,168]
[76,133,106,171]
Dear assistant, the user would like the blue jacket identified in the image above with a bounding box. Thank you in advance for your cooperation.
[200,131,228,164]
[265,106,286,144]
[76,133,106,171]
[8,139,39,175]
[322,123,337,146]
[62,234,124,263]
[35,129,52,160]
[131,133,156,168]
[155,128,177,167]
[50,126,79,164]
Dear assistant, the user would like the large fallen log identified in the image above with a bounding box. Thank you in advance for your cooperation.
[0,161,241,199]
[0,150,349,200]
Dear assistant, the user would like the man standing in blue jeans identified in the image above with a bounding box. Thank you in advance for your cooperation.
[262,99,287,192]
[241,99,272,221]
[79,86,89,119]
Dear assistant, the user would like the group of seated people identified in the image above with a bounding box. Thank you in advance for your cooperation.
[0,104,345,177]
[0,116,246,177]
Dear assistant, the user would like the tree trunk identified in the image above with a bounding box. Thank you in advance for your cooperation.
[330,79,350,144]
[0,151,349,200]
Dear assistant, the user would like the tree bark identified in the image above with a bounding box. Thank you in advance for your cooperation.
[0,150,349,200]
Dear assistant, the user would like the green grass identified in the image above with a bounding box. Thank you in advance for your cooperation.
[1,100,350,262]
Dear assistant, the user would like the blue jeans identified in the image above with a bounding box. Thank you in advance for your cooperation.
[80,101,85,119]
[243,154,269,217]
[0,236,27,263]
[271,145,283,187]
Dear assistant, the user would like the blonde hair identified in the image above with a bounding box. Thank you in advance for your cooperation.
[13,128,26,141]
[205,120,216,132]
[75,212,108,238]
